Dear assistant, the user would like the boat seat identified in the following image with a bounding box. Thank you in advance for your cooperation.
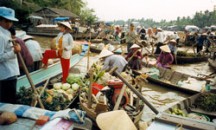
[161,69,173,81]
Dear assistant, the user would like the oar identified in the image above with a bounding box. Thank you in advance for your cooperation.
[109,67,159,114]
[11,40,44,109]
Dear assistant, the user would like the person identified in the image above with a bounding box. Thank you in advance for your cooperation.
[174,32,180,45]
[154,28,165,54]
[196,33,206,54]
[168,39,177,56]
[125,23,138,53]
[125,44,142,70]
[0,7,20,103]
[23,35,43,71]
[99,49,128,73]
[156,45,174,69]
[42,22,74,83]
[8,27,33,75]
[139,27,146,40]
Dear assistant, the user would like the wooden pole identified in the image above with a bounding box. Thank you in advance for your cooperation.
[113,84,127,110]
[12,40,44,109]
[87,69,93,108]
[109,67,159,114]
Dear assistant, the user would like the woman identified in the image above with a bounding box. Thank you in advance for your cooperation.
[156,45,174,69]
[126,23,137,53]
[126,44,142,70]
[42,22,74,83]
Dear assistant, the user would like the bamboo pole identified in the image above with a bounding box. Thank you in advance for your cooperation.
[113,84,127,110]
[87,69,93,108]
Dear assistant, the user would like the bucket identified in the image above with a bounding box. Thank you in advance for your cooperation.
[92,83,104,95]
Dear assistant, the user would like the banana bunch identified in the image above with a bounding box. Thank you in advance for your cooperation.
[170,108,187,117]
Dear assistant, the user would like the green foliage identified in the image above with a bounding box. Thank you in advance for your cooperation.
[195,92,216,112]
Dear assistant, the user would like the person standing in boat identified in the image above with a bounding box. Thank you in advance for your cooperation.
[8,27,33,76]
[156,45,174,69]
[139,27,146,40]
[126,44,142,70]
[99,49,128,73]
[0,7,20,103]
[42,22,74,83]
[153,28,165,54]
[23,35,43,72]
[125,23,138,53]
[168,39,177,56]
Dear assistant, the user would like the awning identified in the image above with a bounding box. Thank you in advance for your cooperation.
[28,15,43,20]
[53,17,70,22]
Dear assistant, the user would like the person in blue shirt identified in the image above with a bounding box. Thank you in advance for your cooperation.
[196,33,206,54]
[0,7,20,103]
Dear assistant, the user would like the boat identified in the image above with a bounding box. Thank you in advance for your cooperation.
[133,64,208,95]
[90,44,127,55]
[27,25,98,39]
[17,43,89,91]
[208,58,216,71]
[147,91,216,130]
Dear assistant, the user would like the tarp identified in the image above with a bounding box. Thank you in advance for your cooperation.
[28,15,43,20]
[53,17,70,22]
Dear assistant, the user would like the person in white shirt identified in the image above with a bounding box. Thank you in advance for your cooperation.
[42,22,74,83]
[99,49,128,73]
[22,35,42,71]
[154,28,165,54]
[0,7,20,103]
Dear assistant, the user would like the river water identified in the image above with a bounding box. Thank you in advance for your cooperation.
[34,36,214,123]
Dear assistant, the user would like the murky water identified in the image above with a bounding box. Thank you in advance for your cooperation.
[35,36,213,123]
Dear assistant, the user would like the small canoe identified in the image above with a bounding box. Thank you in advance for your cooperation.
[133,64,207,94]
[17,44,89,91]
[148,92,216,130]
[208,58,216,71]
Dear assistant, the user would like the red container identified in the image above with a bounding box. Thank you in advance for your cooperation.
[92,83,104,95]
[107,79,124,89]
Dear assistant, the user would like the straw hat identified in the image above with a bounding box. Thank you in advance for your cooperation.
[58,22,72,30]
[99,49,114,58]
[169,39,177,44]
[202,33,207,36]
[160,45,171,53]
[22,35,33,41]
[0,7,18,21]
[96,110,137,130]
[130,44,140,49]
[157,28,162,31]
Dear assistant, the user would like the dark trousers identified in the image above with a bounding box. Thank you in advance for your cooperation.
[0,77,17,104]
[155,42,164,54]
[197,45,203,53]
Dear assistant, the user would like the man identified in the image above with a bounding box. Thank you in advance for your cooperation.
[0,7,20,103]
[154,28,165,54]
[99,49,128,73]
[23,35,43,71]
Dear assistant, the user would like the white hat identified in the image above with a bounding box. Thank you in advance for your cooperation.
[169,39,177,44]
[160,45,171,53]
[99,49,114,58]
[96,110,137,130]
[58,22,72,30]
[157,28,162,31]
[22,35,33,41]
[202,33,207,36]
[130,44,140,49]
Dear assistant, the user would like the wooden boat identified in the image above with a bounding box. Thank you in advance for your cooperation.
[208,58,216,71]
[17,44,89,91]
[133,64,208,95]
[148,92,216,130]
[27,25,98,39]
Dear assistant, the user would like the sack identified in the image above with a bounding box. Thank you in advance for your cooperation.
[68,109,86,124]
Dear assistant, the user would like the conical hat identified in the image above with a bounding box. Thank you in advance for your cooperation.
[130,44,140,49]
[99,49,114,58]
[58,22,72,30]
[96,110,137,130]
[169,39,177,44]
[160,45,171,53]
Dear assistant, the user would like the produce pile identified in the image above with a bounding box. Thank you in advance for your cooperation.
[194,92,216,112]
[17,75,82,111]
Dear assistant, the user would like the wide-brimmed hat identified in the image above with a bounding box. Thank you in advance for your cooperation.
[160,45,171,53]
[96,110,137,130]
[157,28,162,31]
[130,44,140,49]
[99,49,114,58]
[22,35,33,41]
[0,7,18,21]
[169,39,177,44]
[57,22,72,30]
[201,33,207,36]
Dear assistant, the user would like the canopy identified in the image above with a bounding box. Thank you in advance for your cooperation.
[28,15,43,20]
[53,17,70,22]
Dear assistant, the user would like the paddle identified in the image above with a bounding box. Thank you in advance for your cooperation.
[11,40,45,109]
[109,67,159,114]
